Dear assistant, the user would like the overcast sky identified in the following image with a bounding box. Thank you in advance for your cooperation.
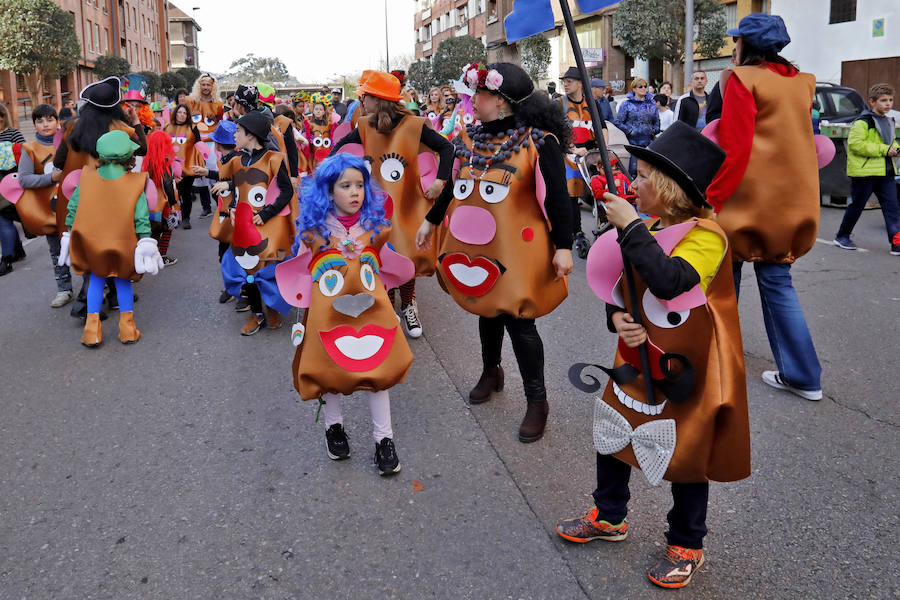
[171,0,417,83]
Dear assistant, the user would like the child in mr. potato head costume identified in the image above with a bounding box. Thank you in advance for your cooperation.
[558,122,750,590]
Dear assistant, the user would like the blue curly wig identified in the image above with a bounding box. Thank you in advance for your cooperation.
[293,154,391,254]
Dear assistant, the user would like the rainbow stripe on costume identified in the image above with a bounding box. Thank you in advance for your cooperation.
[309,249,347,281]
[359,247,381,273]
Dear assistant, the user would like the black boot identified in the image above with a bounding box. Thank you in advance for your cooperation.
[518,398,549,443]
[0,256,13,276]
[469,365,504,404]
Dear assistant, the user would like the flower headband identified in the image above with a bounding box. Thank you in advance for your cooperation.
[463,63,503,92]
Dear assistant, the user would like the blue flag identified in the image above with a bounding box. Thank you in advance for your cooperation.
[504,0,620,43]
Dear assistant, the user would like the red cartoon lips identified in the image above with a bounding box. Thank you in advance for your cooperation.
[319,324,397,372]
[439,252,501,297]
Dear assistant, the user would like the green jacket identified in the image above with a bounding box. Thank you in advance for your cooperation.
[846,112,898,177]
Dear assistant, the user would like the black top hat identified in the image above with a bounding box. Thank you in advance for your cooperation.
[560,66,582,80]
[80,76,122,108]
[236,109,272,143]
[625,121,726,208]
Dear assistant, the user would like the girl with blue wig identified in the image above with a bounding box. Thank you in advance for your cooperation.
[277,153,417,476]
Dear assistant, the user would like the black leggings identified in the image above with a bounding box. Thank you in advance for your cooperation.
[593,453,709,549]
[478,314,545,402]
[241,282,264,315]
[176,176,196,219]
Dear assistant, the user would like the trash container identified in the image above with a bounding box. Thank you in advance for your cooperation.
[819,123,850,207]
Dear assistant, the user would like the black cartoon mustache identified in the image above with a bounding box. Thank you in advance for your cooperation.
[568,353,696,405]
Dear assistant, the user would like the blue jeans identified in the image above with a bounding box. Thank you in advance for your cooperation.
[0,212,19,258]
[733,262,822,391]
[837,175,900,244]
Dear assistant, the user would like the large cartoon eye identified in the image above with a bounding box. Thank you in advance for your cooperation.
[312,137,323,148]
[453,179,475,200]
[463,113,474,124]
[360,264,376,291]
[642,289,690,329]
[363,156,373,174]
[318,269,344,297]
[247,185,267,208]
[204,116,216,127]
[191,114,202,124]
[478,181,510,203]
[176,135,187,144]
[322,138,332,148]
[380,157,405,182]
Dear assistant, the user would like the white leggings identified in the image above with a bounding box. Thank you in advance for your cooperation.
[321,390,393,442]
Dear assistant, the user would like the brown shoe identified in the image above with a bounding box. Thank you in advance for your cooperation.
[518,399,549,443]
[266,308,282,329]
[81,313,103,348]
[241,313,266,336]
[118,311,142,344]
[468,365,504,404]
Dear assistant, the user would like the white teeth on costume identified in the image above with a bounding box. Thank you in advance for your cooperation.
[218,215,225,223]
[334,335,384,360]
[612,382,667,416]
[235,253,260,270]
[448,263,489,287]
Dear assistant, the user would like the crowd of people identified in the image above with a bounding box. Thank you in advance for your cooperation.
[0,12,897,591]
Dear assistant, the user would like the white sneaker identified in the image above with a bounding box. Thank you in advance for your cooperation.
[50,290,74,308]
[761,371,822,401]
[401,303,423,338]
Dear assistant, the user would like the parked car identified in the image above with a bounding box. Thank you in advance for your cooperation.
[815,82,865,124]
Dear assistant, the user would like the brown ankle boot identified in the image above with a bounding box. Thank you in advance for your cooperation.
[469,365,504,404]
[81,313,103,348]
[518,399,549,443]
[118,311,142,344]
[266,308,282,329]
[241,313,266,336]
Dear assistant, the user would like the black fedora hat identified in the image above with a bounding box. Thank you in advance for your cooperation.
[560,66,582,80]
[236,109,272,143]
[79,76,122,108]
[625,121,725,208]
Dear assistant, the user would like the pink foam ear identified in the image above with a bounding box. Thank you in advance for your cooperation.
[0,173,24,204]
[585,228,624,305]
[337,142,364,158]
[652,220,697,254]
[701,119,720,144]
[264,177,292,216]
[331,111,341,125]
[62,169,82,199]
[275,245,313,308]
[378,243,415,290]
[418,152,438,190]
[144,176,157,212]
[533,155,549,219]
[332,122,352,143]
[172,158,184,179]
[194,141,211,160]
[814,134,836,168]
[659,285,708,312]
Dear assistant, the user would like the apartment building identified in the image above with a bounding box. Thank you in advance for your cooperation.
[414,0,489,61]
[168,2,200,70]
[0,0,170,126]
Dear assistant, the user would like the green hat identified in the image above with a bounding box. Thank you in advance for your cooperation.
[255,82,276,108]
[96,130,139,161]
[150,101,162,111]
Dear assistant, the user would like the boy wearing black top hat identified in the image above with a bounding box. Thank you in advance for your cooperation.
[557,122,751,589]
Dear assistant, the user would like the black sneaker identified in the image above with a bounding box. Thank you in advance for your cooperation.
[891,244,900,256]
[234,297,250,312]
[574,232,590,259]
[218,290,233,303]
[199,208,212,219]
[400,302,422,338]
[182,219,192,230]
[324,424,350,460]
[374,437,401,475]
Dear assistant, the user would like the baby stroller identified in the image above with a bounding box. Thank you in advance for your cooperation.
[574,149,635,256]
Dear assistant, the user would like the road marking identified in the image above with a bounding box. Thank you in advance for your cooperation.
[816,238,869,252]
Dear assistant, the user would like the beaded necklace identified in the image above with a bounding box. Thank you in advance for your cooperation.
[453,122,548,180]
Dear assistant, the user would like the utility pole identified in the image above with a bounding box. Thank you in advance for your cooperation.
[684,0,694,89]
[384,0,391,72]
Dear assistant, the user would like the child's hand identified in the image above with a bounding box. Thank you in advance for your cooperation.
[252,213,264,226]
[602,192,640,229]
[210,181,229,195]
[424,179,444,201]
[50,169,62,183]
[612,312,647,348]
[415,220,434,250]
[552,249,573,280]
[192,166,208,177]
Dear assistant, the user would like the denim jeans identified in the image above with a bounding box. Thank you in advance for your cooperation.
[733,262,822,391]
[837,175,900,244]
[0,212,19,258]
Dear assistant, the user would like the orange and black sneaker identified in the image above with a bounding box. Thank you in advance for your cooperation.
[555,507,628,543]
[647,544,705,589]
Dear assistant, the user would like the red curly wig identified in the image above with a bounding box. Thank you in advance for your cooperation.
[142,130,175,187]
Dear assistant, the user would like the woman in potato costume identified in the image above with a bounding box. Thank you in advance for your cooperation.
[422,62,574,443]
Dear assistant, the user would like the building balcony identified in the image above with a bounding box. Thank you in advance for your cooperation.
[422,7,431,19]
[422,40,432,52]
[455,23,469,36]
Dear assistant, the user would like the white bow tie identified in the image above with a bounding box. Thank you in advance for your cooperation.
[593,399,677,486]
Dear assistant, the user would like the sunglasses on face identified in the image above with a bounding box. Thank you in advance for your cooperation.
[635,85,647,89]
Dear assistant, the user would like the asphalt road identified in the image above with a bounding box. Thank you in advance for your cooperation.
[1,202,898,600]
